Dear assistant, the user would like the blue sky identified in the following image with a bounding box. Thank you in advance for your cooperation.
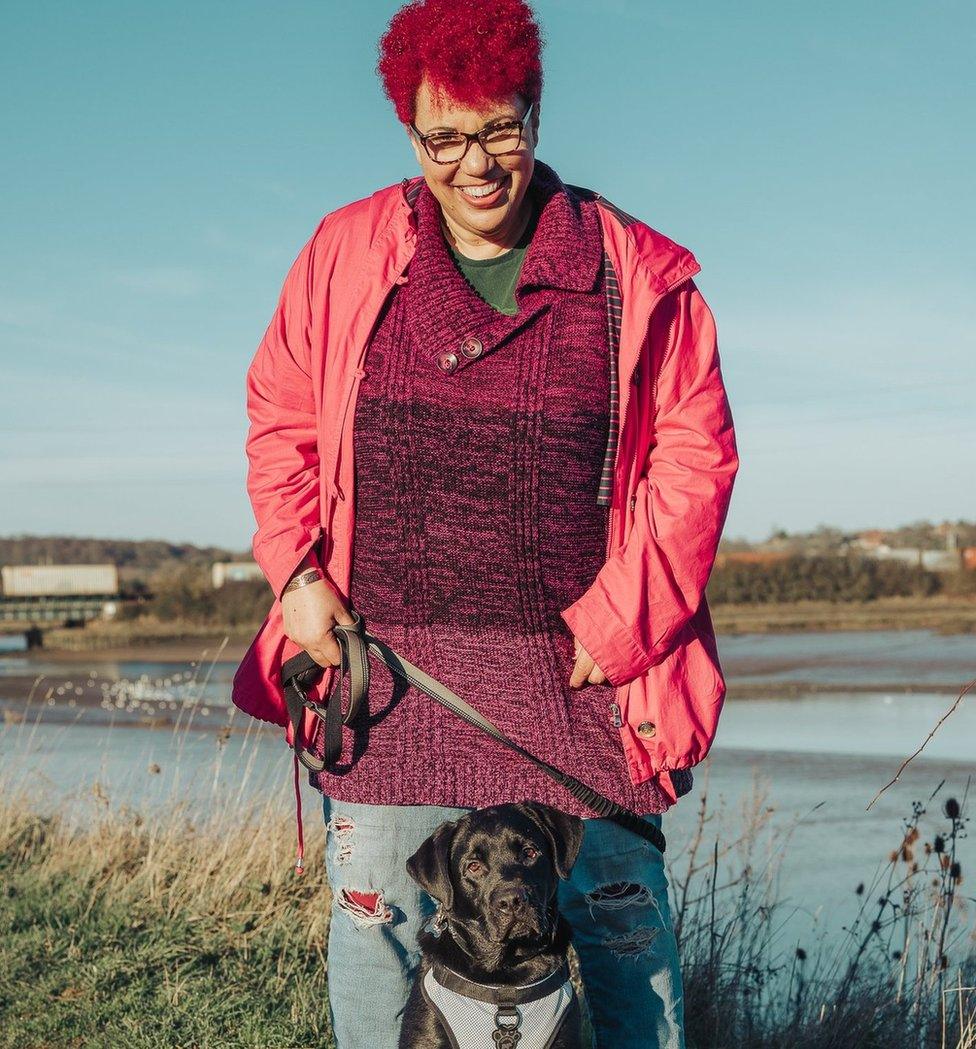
[2,0,973,550]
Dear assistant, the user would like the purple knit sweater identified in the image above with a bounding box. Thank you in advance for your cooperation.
[309,162,689,816]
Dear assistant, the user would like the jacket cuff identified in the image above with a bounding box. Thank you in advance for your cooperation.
[256,526,324,602]
[560,593,653,688]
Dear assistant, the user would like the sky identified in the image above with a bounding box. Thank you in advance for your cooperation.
[1,0,973,552]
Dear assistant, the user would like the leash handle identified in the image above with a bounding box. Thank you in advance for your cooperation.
[281,610,370,773]
[280,611,667,854]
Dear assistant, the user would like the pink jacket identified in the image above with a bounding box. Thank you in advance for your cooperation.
[232,172,738,805]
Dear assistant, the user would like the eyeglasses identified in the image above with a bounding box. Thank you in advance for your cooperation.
[410,101,534,165]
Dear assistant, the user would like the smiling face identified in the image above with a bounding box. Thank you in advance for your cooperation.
[408,78,540,257]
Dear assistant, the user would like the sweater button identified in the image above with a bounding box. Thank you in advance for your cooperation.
[437,351,459,374]
[460,336,483,359]
[637,721,656,739]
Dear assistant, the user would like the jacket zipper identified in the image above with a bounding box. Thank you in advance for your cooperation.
[603,272,693,559]
[603,273,692,732]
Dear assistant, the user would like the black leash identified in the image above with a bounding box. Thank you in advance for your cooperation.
[281,608,666,855]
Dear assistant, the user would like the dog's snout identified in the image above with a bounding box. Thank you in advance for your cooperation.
[493,884,530,914]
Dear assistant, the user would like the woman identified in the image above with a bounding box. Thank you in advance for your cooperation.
[233,1,738,1045]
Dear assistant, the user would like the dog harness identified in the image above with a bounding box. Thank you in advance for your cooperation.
[420,960,575,1049]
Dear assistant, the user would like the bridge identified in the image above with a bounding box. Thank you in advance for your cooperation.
[0,594,119,628]
[0,564,122,646]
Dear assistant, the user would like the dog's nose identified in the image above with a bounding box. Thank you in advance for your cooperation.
[494,885,530,914]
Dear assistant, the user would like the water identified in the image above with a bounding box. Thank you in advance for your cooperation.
[5,626,973,692]
[721,629,976,689]
[718,692,974,760]
[2,628,973,963]
[0,641,238,715]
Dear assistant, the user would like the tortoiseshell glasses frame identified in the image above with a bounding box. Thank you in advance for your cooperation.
[410,101,535,165]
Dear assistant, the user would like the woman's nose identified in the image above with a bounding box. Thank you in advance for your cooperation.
[459,140,494,178]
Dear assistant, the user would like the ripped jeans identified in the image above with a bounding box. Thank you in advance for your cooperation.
[322,797,684,1049]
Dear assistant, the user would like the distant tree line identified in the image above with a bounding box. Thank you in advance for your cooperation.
[119,567,270,627]
[0,536,248,576]
[719,518,976,556]
[706,555,976,605]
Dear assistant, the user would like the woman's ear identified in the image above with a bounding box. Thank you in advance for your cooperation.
[405,819,458,910]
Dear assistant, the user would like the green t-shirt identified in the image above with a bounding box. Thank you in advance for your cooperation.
[446,203,539,316]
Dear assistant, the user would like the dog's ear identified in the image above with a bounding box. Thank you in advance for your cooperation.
[406,819,458,910]
[517,802,584,880]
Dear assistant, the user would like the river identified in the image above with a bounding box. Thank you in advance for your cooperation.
[2,629,973,962]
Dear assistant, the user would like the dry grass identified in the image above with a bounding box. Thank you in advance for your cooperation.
[0,720,335,1047]
[0,785,330,952]
[1,714,974,1047]
[670,772,976,1048]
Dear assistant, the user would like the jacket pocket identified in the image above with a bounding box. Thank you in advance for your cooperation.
[622,630,725,780]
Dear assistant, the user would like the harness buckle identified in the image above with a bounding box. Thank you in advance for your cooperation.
[493,1002,522,1047]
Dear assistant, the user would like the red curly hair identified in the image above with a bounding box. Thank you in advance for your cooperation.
[377,0,544,125]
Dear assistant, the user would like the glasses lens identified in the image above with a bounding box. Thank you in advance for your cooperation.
[426,134,467,163]
[482,123,522,155]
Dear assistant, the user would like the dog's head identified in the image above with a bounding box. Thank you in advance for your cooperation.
[406,801,584,944]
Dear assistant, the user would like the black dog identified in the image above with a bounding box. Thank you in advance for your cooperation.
[399,801,585,1049]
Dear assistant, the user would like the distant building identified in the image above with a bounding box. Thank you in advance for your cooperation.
[211,561,266,588]
[851,530,888,551]
[1,563,119,597]
[866,546,962,572]
[0,564,120,624]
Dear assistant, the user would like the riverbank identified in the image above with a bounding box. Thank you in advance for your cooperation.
[2,637,250,664]
[1,596,974,659]
[2,628,974,733]
[712,595,976,634]
[9,618,254,660]
[1,760,971,1048]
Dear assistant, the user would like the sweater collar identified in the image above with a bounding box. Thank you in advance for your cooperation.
[401,159,602,377]
[411,157,602,296]
[517,158,603,293]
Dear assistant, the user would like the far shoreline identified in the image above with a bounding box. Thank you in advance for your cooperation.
[2,640,252,664]
[0,595,973,663]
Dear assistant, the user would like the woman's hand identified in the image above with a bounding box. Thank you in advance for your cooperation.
[568,635,609,688]
[281,573,357,670]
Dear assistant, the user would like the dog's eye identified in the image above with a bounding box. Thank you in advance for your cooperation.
[466,860,485,876]
[522,846,539,862]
